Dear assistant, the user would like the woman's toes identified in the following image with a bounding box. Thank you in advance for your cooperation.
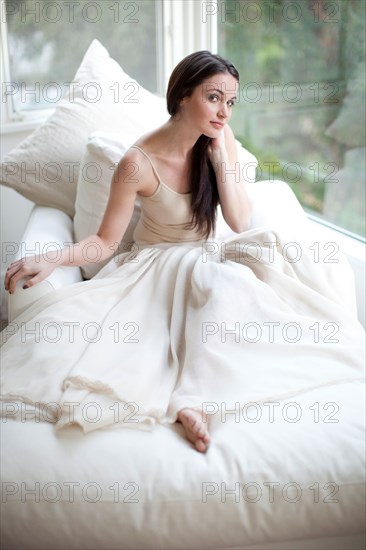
[178,408,211,452]
[195,438,208,453]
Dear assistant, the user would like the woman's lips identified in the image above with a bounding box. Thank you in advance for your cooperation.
[210,121,224,128]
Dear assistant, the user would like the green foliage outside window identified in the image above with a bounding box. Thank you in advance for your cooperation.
[218,0,365,237]
[5,0,159,107]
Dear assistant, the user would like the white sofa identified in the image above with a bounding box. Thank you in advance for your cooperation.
[2,180,365,550]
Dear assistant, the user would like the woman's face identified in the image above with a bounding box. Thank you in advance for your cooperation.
[179,72,239,138]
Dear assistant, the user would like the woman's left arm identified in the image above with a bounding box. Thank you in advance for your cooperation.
[208,124,252,233]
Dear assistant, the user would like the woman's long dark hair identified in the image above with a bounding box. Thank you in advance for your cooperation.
[166,50,239,239]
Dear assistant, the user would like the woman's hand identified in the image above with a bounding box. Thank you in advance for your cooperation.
[207,124,252,232]
[4,254,58,294]
[207,128,226,162]
[207,126,229,168]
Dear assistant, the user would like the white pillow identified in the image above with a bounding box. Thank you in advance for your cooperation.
[0,39,169,217]
[74,132,141,279]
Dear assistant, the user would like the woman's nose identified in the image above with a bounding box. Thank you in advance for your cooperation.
[218,103,228,119]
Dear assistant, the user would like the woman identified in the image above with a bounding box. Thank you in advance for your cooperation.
[4,51,251,453]
[2,52,364,453]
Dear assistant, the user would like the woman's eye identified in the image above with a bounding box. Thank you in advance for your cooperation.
[207,94,235,106]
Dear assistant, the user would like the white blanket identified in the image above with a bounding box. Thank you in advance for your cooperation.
[1,225,365,432]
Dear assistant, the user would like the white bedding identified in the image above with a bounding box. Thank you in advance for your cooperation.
[1,183,365,549]
[1,380,365,549]
[1,223,364,432]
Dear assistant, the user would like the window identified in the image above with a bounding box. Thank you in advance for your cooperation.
[217,0,365,237]
[2,0,163,115]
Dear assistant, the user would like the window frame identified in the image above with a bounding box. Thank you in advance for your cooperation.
[0,0,217,131]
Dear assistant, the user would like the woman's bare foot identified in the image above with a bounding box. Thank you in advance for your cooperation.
[177,408,210,453]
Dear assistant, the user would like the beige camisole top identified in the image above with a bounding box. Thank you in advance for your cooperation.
[131,145,206,245]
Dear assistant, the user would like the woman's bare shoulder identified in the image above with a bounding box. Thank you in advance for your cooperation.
[118,126,163,166]
[131,123,169,153]
[115,125,168,194]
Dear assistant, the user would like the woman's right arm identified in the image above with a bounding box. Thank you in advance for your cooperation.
[5,150,144,293]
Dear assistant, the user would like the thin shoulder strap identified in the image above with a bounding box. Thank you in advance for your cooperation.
[130,145,161,183]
